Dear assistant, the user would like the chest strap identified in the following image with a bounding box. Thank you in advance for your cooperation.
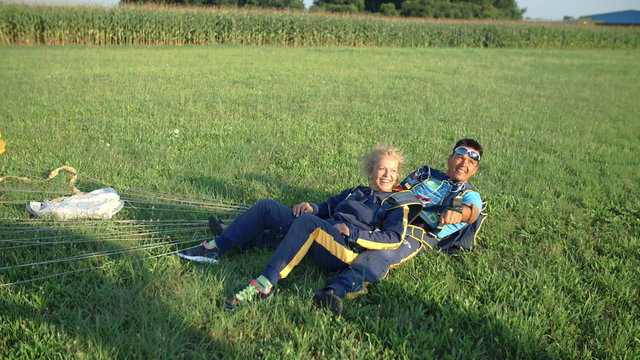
[374,191,423,227]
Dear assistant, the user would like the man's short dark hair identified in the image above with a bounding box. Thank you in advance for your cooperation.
[453,139,483,157]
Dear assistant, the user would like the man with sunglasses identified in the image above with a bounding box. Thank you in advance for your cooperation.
[399,138,484,252]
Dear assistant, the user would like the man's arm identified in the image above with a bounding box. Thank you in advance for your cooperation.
[438,190,482,227]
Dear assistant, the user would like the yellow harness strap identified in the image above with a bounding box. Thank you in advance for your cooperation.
[0,165,81,195]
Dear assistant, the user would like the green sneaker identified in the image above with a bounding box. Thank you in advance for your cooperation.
[225,280,272,312]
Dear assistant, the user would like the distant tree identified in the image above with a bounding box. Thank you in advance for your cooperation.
[254,0,304,9]
[121,0,304,10]
[311,0,365,13]
[122,0,238,5]
[398,0,430,17]
[393,0,525,19]
[379,2,398,16]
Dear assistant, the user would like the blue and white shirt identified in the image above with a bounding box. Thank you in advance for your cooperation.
[400,166,482,239]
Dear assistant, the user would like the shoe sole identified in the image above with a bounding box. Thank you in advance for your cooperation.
[313,293,343,315]
[225,302,236,313]
[177,253,219,264]
[225,292,273,313]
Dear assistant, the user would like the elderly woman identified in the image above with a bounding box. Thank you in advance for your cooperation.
[178,145,416,313]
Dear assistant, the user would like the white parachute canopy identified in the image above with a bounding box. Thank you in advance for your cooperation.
[27,188,125,220]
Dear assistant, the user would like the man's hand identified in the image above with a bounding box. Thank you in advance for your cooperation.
[292,202,313,216]
[438,204,478,226]
[438,209,464,226]
[332,223,350,236]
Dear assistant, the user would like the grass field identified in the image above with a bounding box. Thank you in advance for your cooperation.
[1,45,639,359]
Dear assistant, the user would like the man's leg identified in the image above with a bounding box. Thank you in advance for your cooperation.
[214,199,295,251]
[178,199,295,263]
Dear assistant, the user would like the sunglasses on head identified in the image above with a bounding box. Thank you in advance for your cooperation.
[453,147,481,161]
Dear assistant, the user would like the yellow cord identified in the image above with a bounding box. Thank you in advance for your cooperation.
[0,165,81,195]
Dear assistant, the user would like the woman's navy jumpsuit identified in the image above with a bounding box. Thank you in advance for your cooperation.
[212,186,421,297]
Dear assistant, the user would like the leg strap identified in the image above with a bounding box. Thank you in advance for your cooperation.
[405,224,439,249]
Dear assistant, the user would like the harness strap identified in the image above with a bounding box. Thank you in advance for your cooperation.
[405,224,439,249]
[374,191,423,227]
[0,166,81,195]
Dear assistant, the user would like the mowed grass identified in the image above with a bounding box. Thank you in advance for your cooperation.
[0,46,639,359]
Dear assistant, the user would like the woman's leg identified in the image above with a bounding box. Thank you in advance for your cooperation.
[260,214,358,286]
[225,215,359,311]
[327,238,423,297]
[314,238,423,314]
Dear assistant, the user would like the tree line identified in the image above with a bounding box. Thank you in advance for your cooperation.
[121,0,525,19]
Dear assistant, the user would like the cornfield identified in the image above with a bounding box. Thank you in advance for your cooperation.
[1,4,639,48]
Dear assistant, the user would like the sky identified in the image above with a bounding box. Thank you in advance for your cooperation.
[12,0,640,20]
[516,0,639,20]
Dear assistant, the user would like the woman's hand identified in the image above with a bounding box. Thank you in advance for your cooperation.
[292,202,313,216]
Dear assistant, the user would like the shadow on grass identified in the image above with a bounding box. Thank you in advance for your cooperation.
[342,254,566,359]
[0,176,564,358]
[0,218,228,358]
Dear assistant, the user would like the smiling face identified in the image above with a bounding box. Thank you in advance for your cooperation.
[368,154,399,192]
[446,146,479,183]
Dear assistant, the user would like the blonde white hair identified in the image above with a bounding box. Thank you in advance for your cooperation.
[360,144,405,178]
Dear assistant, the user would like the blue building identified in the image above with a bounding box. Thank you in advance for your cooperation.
[580,10,640,25]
